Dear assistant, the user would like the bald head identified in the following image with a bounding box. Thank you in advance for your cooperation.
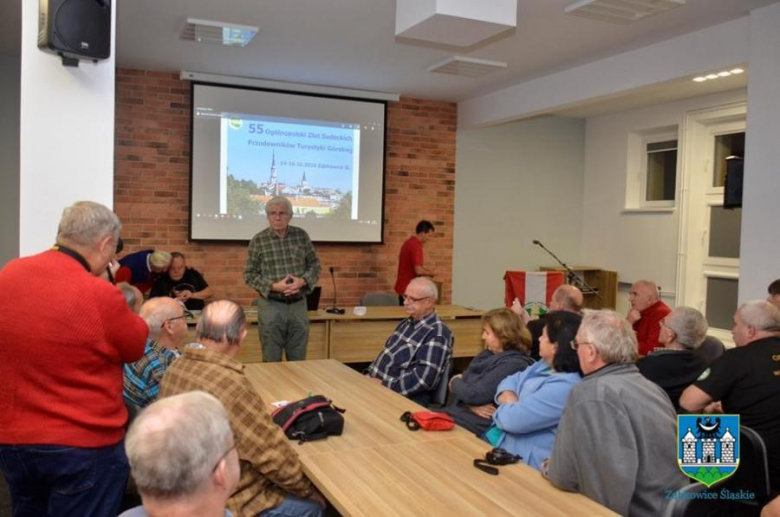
[629,280,660,312]
[196,300,247,348]
[551,285,583,313]
[141,297,185,341]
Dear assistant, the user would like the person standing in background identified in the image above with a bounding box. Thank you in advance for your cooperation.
[244,196,321,362]
[394,220,436,305]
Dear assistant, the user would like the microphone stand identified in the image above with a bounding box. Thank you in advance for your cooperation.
[325,266,345,314]
[532,241,603,302]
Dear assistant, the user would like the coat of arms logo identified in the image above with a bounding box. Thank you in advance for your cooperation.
[677,414,740,487]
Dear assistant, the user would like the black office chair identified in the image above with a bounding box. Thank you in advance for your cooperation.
[359,291,398,306]
[430,337,455,408]
[718,425,772,509]
[696,335,726,366]
[662,482,726,517]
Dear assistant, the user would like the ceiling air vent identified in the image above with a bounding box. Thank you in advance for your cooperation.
[428,56,507,78]
[565,0,685,24]
[179,18,258,47]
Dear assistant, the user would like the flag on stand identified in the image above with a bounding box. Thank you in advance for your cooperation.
[504,271,565,317]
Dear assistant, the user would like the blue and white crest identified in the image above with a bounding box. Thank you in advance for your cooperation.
[677,414,740,487]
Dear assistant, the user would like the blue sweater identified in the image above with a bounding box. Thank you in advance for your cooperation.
[492,361,580,470]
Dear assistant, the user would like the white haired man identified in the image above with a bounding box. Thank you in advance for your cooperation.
[366,277,453,406]
[160,300,326,516]
[637,306,709,410]
[124,297,188,410]
[121,391,240,517]
[543,310,687,516]
[628,279,671,356]
[680,300,780,495]
[244,196,321,362]
[0,201,148,516]
[117,249,173,294]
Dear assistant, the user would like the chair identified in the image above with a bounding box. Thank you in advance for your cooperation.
[360,291,398,306]
[718,425,772,508]
[430,354,453,408]
[662,482,725,517]
[430,336,455,407]
[696,335,726,366]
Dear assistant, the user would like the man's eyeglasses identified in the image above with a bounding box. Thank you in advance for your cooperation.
[569,339,593,351]
[162,310,194,327]
[403,295,431,304]
[268,211,290,218]
[212,435,239,473]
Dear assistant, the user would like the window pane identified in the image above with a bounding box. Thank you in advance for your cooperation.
[705,277,739,330]
[646,149,677,201]
[647,140,677,152]
[713,132,745,187]
[708,206,741,258]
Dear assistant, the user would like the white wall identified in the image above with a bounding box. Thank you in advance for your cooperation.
[740,2,780,301]
[581,88,747,303]
[453,116,585,310]
[19,1,116,256]
[459,17,748,128]
[0,55,20,268]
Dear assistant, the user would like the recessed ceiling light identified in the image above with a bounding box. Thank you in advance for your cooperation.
[564,0,686,25]
[730,68,744,74]
[705,74,718,80]
[718,71,731,77]
[693,77,707,82]
[180,18,258,48]
[427,56,508,77]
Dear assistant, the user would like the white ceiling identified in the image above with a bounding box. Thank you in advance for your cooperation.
[2,0,776,111]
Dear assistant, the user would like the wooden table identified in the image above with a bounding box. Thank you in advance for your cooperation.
[244,360,616,517]
[187,305,484,364]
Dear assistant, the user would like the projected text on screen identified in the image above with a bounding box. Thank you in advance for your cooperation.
[221,115,360,220]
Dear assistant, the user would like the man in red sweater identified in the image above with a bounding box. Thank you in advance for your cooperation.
[628,279,671,356]
[394,220,436,305]
[0,201,148,516]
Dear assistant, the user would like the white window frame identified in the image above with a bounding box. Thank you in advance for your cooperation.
[624,126,679,211]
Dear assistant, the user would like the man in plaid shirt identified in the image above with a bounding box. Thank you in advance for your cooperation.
[366,277,453,406]
[123,297,186,410]
[160,300,326,517]
[244,196,320,362]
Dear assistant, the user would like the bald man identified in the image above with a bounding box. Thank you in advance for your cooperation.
[160,300,326,516]
[512,285,584,359]
[628,280,671,356]
[123,297,187,410]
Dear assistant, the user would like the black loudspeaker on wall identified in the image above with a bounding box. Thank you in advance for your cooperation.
[38,0,112,67]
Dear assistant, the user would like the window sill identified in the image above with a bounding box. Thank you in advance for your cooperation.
[621,207,676,214]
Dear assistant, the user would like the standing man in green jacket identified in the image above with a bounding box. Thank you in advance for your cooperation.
[244,196,321,362]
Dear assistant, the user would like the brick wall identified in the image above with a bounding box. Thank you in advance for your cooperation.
[114,69,456,306]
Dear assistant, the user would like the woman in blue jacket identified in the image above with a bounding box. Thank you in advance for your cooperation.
[491,311,582,470]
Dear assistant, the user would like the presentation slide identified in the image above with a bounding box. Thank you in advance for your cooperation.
[190,84,386,243]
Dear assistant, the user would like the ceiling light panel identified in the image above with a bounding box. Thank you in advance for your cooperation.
[180,18,258,47]
[428,56,508,78]
[565,0,685,25]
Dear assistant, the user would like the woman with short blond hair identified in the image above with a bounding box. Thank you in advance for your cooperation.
[443,308,534,435]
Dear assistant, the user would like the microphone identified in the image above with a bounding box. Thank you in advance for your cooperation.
[532,240,541,246]
[325,266,345,315]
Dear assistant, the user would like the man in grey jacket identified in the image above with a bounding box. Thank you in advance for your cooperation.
[543,310,687,517]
